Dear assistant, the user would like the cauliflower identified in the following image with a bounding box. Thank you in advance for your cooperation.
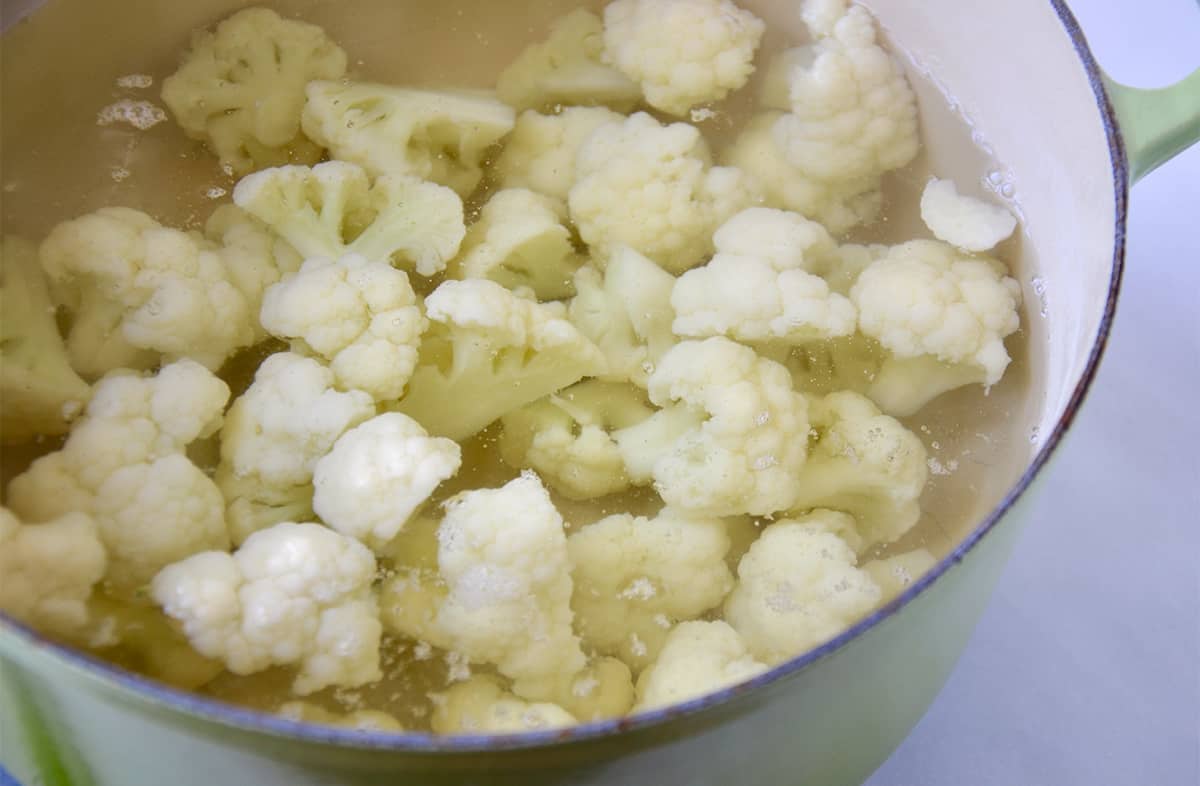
[160,7,347,175]
[6,360,231,590]
[395,279,606,441]
[499,380,653,500]
[567,246,677,388]
[0,507,107,636]
[863,548,936,604]
[312,413,462,549]
[217,352,375,543]
[851,239,1022,415]
[0,236,90,440]
[277,701,403,732]
[722,112,883,235]
[633,621,766,711]
[447,189,582,301]
[232,161,466,278]
[494,108,625,201]
[920,178,1017,253]
[381,474,586,701]
[495,9,641,113]
[613,338,810,517]
[302,82,516,197]
[767,3,919,188]
[672,208,857,344]
[260,255,427,400]
[151,522,382,695]
[549,656,635,721]
[602,0,765,116]
[85,597,225,690]
[38,208,257,376]
[724,511,881,664]
[568,113,759,274]
[789,391,928,549]
[568,510,734,670]
[431,675,576,734]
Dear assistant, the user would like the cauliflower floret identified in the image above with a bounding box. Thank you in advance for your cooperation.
[494,108,625,201]
[568,510,734,670]
[203,205,303,341]
[568,112,759,274]
[260,255,428,400]
[790,391,928,548]
[920,178,1017,253]
[863,548,936,604]
[232,161,466,278]
[302,82,516,197]
[722,112,882,235]
[0,507,107,636]
[851,239,1022,415]
[160,7,347,175]
[277,701,403,732]
[549,656,636,721]
[431,675,576,734]
[500,381,653,500]
[396,279,606,441]
[602,0,765,116]
[217,352,375,543]
[312,413,462,549]
[38,208,256,376]
[447,189,582,301]
[6,360,231,589]
[0,237,90,440]
[496,9,641,113]
[613,338,810,517]
[151,522,382,695]
[672,208,856,344]
[633,621,766,711]
[381,474,586,701]
[567,247,677,388]
[724,511,881,664]
[768,4,919,186]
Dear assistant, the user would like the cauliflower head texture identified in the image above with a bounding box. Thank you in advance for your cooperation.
[233,161,466,277]
[920,177,1017,253]
[500,380,653,500]
[602,0,765,116]
[633,620,766,711]
[161,7,347,175]
[396,279,606,441]
[494,108,625,202]
[568,509,735,670]
[260,254,428,400]
[496,9,641,113]
[0,507,107,636]
[381,473,586,701]
[151,522,382,695]
[789,391,928,548]
[672,207,856,344]
[568,112,759,274]
[303,82,516,197]
[447,189,582,301]
[431,675,576,734]
[6,360,231,589]
[38,208,257,377]
[614,338,810,517]
[0,236,90,441]
[312,413,462,550]
[724,510,881,664]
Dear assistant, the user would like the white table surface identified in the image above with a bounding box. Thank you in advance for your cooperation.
[868,1,1200,784]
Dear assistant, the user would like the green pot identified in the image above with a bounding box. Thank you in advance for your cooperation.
[1,0,1197,784]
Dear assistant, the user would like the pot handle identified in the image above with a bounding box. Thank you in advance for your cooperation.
[1105,67,1200,183]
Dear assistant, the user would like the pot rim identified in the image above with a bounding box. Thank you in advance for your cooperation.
[0,0,1129,756]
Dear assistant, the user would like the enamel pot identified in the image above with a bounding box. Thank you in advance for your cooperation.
[1,1,1197,785]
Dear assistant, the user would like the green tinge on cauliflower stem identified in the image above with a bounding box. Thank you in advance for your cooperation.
[0,237,90,441]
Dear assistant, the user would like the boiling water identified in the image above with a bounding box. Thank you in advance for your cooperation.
[0,0,1043,724]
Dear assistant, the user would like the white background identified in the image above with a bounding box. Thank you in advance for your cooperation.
[868,0,1200,784]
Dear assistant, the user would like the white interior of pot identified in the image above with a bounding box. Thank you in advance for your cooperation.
[0,0,1118,714]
